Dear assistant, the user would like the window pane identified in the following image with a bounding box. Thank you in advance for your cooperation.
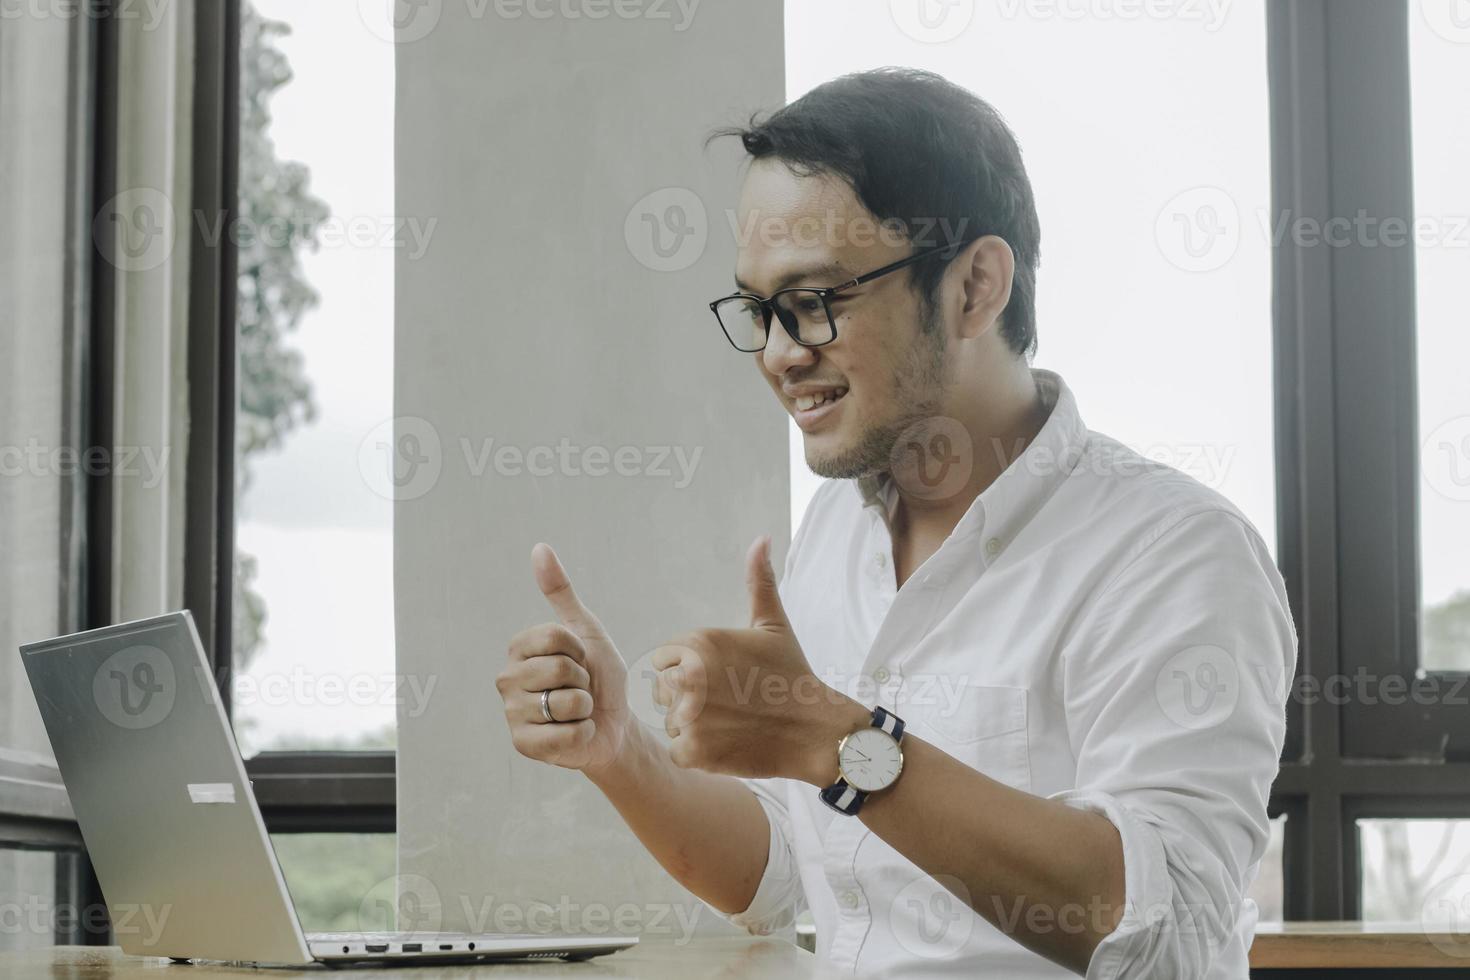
[0,849,59,952]
[269,833,397,933]
[1248,815,1286,923]
[232,1,398,754]
[1359,818,1470,927]
[785,3,1276,550]
[1410,6,1470,673]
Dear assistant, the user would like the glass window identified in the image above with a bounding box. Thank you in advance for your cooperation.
[784,2,1276,551]
[269,833,397,932]
[1359,818,1470,926]
[0,849,60,952]
[232,0,398,754]
[1409,5,1470,673]
[1248,815,1287,923]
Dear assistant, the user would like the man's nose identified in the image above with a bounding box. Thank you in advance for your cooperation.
[760,316,818,375]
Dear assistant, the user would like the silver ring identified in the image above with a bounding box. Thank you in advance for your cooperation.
[540,689,557,724]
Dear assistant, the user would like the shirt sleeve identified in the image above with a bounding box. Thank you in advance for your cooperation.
[710,776,805,936]
[1049,507,1296,979]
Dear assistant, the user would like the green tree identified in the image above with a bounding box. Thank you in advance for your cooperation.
[233,0,329,672]
[1423,590,1470,672]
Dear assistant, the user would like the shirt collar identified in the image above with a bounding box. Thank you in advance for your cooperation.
[855,369,1088,561]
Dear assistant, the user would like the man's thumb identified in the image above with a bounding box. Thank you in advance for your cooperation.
[532,543,598,630]
[746,534,789,630]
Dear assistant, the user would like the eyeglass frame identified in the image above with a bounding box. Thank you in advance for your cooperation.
[707,239,974,353]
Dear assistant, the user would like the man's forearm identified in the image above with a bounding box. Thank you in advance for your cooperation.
[853,731,1126,975]
[585,723,773,917]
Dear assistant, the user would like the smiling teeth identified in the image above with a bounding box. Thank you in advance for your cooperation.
[795,388,848,411]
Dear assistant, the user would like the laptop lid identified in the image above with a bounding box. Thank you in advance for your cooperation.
[20,611,314,964]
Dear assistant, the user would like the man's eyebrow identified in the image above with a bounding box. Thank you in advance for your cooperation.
[734,261,850,296]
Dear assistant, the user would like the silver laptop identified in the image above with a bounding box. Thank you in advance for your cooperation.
[19,610,637,965]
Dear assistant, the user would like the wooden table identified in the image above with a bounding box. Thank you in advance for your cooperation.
[0,937,817,978]
[10,924,1470,976]
[1250,921,1470,970]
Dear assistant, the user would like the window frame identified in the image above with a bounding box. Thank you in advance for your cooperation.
[1267,0,1470,921]
[183,0,397,835]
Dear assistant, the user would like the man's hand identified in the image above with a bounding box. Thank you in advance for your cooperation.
[652,534,869,785]
[496,544,633,774]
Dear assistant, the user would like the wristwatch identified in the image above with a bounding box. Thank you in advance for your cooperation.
[819,706,905,816]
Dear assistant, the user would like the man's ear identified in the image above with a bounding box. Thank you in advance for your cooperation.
[957,235,1015,340]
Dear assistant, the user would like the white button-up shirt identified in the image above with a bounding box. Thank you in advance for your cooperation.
[715,370,1296,978]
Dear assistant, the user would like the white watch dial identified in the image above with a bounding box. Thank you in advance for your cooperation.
[838,726,903,792]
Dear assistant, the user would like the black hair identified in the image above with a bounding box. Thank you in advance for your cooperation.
[712,67,1041,357]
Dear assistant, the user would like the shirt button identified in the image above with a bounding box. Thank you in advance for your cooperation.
[840,890,860,909]
[874,666,890,684]
[985,537,1003,557]
[873,552,888,569]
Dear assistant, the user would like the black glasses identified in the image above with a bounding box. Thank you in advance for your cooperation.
[708,240,971,353]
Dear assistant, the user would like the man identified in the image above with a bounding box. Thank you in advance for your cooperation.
[496,68,1294,978]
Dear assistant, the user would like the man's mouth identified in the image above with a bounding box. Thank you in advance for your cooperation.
[793,387,848,412]
[790,386,849,430]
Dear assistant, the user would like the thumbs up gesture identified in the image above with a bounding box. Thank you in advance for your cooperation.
[651,535,869,785]
[496,544,633,774]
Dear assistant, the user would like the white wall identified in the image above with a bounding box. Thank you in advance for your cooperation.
[394,2,788,938]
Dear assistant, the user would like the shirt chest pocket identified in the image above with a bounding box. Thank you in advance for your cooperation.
[905,681,1031,793]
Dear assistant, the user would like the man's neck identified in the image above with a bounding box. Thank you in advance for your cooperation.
[889,366,1049,560]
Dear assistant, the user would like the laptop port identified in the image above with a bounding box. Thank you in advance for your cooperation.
[439,944,454,951]
[365,944,390,953]
[468,943,476,951]
[401,943,422,953]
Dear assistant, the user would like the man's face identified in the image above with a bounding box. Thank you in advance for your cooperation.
[733,158,949,480]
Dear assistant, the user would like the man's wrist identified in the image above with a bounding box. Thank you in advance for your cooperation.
[582,719,649,792]
[795,694,872,787]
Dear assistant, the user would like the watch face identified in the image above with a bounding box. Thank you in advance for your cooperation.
[838,727,903,792]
